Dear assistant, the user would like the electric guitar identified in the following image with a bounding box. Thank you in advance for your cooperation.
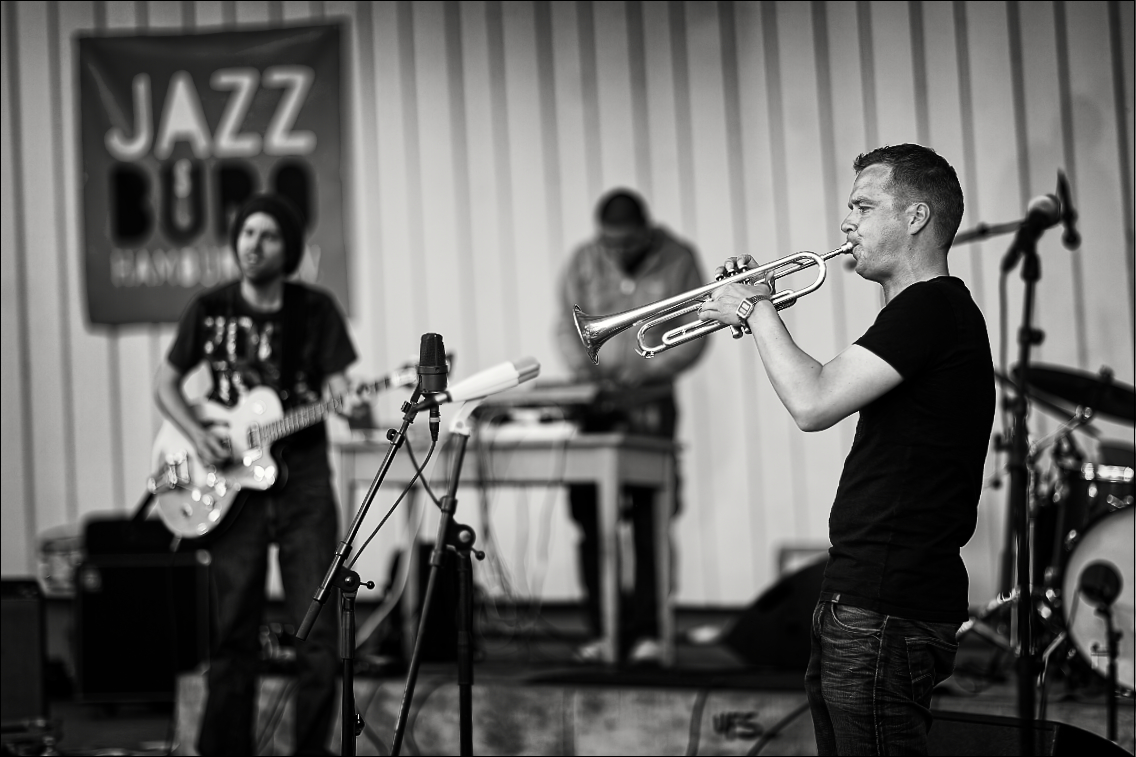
[149,366,417,539]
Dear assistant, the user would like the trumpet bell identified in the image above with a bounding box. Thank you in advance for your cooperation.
[573,305,607,366]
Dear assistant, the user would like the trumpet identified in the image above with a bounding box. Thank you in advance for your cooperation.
[574,242,855,364]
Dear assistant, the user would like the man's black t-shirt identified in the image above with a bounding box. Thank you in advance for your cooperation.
[166,281,357,478]
[821,276,994,624]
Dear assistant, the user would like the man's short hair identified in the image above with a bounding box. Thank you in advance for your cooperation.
[228,193,307,275]
[853,144,964,249]
[596,188,649,228]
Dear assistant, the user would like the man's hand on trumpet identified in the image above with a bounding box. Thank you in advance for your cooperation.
[696,256,776,328]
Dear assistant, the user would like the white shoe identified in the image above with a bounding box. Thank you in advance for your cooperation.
[628,637,662,664]
[573,638,607,664]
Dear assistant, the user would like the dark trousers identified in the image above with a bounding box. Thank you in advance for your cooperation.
[804,599,960,756]
[568,484,662,648]
[197,473,339,756]
[569,389,678,651]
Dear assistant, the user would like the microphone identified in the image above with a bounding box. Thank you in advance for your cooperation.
[1056,169,1081,250]
[418,333,448,440]
[1080,562,1121,608]
[1001,193,1062,272]
[413,357,541,411]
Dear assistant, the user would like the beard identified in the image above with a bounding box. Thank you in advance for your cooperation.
[239,254,286,285]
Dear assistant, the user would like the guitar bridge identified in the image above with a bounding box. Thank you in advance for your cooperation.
[150,452,191,493]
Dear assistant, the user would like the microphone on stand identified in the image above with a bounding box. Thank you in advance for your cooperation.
[1056,170,1081,250]
[418,333,448,441]
[1001,193,1062,273]
[413,357,541,411]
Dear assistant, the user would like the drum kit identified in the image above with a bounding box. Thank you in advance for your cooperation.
[980,362,1134,716]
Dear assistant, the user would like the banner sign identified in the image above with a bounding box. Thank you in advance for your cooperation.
[77,24,349,324]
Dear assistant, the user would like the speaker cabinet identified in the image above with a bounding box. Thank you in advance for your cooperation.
[928,710,1129,756]
[720,558,826,669]
[75,549,210,702]
[1,580,46,722]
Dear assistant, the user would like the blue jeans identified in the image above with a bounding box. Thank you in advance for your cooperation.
[197,473,340,756]
[804,599,960,756]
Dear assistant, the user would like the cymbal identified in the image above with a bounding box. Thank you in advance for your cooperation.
[995,369,1100,436]
[1012,363,1135,424]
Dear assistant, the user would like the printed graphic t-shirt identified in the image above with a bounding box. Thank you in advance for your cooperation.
[166,281,357,478]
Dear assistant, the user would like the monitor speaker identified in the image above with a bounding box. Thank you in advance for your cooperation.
[928,710,1129,756]
[719,557,826,669]
[75,519,210,702]
[1,580,46,722]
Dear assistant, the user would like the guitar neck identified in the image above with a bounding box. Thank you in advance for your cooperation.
[258,374,401,446]
[261,396,344,445]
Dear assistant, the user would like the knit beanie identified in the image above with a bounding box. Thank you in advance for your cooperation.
[228,193,306,276]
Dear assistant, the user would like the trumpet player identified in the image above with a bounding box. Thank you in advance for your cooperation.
[698,144,994,756]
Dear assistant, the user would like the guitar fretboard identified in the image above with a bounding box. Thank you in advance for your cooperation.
[261,396,343,445]
[256,378,389,446]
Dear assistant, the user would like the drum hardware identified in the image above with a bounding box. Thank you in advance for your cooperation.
[1079,560,1124,743]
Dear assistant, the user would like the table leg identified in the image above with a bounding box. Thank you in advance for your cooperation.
[598,455,621,664]
[656,453,675,667]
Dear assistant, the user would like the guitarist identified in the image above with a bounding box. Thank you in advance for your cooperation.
[155,194,360,756]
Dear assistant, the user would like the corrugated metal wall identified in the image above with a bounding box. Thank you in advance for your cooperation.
[2,0,1133,607]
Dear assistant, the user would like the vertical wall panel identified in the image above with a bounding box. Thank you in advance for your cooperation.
[1015,3,1082,382]
[370,1,422,395]
[773,0,845,542]
[1112,0,1134,340]
[592,1,637,191]
[1,0,35,573]
[410,2,469,362]
[548,1,594,272]
[1065,1,1134,381]
[501,3,556,371]
[459,1,512,373]
[823,0,879,429]
[868,1,919,146]
[753,1,811,563]
[638,1,707,600]
[735,0,797,587]
[17,1,71,533]
[725,0,772,587]
[682,0,742,602]
[329,1,384,384]
[101,2,154,514]
[58,1,120,521]
[1,0,1132,610]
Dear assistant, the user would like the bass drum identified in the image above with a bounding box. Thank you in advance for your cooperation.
[1061,506,1135,690]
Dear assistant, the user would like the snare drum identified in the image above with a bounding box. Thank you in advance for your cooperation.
[1061,506,1134,690]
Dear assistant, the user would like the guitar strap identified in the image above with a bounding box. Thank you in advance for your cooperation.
[279,282,309,406]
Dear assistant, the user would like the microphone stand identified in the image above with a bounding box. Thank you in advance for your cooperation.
[296,385,426,757]
[1003,225,1047,757]
[392,406,484,756]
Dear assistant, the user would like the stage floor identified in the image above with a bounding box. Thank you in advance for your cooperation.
[34,620,1134,756]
